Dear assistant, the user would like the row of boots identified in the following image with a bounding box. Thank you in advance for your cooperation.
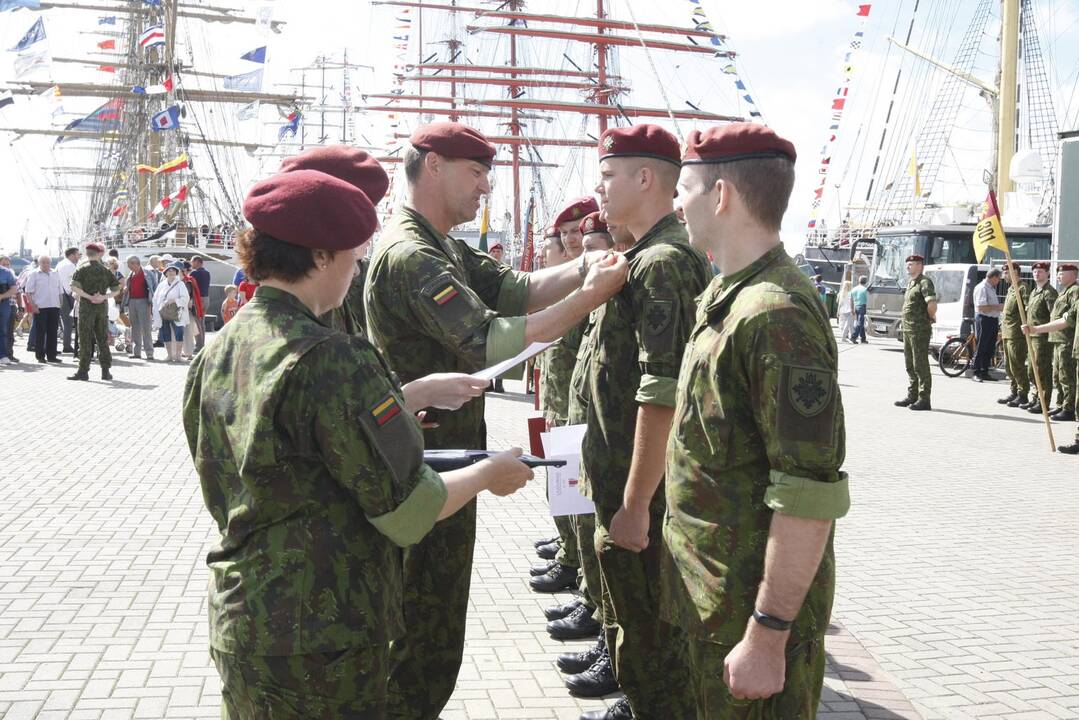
[997,391,1076,422]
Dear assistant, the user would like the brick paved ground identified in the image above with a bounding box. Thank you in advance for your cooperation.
[0,331,1075,719]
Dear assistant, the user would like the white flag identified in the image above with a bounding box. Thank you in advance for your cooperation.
[14,48,49,78]
[255,6,274,35]
[236,100,259,121]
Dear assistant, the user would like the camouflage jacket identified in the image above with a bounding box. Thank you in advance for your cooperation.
[182,286,447,656]
[1027,283,1058,342]
[661,245,849,644]
[1048,283,1078,345]
[901,274,937,334]
[579,213,711,511]
[541,320,586,427]
[567,313,598,426]
[365,206,530,449]
[70,260,119,314]
[1000,282,1031,340]
[321,257,369,337]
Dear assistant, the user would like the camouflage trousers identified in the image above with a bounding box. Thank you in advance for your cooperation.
[574,512,602,620]
[685,633,826,719]
[553,513,580,568]
[1028,339,1054,408]
[594,503,694,720]
[902,331,931,402]
[386,498,476,720]
[1053,342,1076,412]
[210,644,388,719]
[1003,338,1029,396]
[77,307,111,373]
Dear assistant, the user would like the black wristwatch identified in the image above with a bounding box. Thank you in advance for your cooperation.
[752,608,793,631]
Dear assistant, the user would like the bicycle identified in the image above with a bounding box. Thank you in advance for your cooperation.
[938,332,1005,378]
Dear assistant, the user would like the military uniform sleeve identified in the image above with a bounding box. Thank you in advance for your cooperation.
[291,336,447,548]
[631,250,700,407]
[69,267,85,292]
[921,276,938,304]
[457,240,530,316]
[745,298,850,521]
[396,244,526,368]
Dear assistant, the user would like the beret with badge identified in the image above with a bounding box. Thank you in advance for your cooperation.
[681,122,797,165]
[279,146,390,205]
[85,242,105,253]
[579,211,609,236]
[1031,261,1050,271]
[598,124,681,165]
[1060,263,1078,272]
[410,121,496,168]
[906,255,926,263]
[554,196,599,227]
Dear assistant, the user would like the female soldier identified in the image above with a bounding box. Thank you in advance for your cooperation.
[183,169,532,719]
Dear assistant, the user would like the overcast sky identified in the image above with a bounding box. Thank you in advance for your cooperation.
[2,0,1077,257]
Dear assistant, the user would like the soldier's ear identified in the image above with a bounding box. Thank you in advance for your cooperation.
[713,178,731,218]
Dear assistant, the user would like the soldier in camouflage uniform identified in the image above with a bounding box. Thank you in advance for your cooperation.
[894,255,937,411]
[665,123,850,719]
[1026,263,1079,425]
[1020,262,1058,412]
[998,263,1031,407]
[68,241,120,381]
[364,122,627,720]
[183,169,533,719]
[570,124,710,720]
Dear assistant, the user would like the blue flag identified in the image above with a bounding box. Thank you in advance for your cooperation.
[0,0,41,11]
[224,68,263,92]
[98,16,116,25]
[240,46,266,63]
[150,105,181,132]
[10,17,45,51]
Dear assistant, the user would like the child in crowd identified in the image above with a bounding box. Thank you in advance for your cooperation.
[221,285,239,325]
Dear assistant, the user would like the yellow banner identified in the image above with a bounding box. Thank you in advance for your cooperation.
[136,153,189,175]
[973,191,1009,262]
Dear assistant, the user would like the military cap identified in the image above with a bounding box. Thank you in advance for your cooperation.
[544,225,561,238]
[488,243,503,252]
[85,242,105,253]
[554,196,599,227]
[279,146,390,205]
[598,124,681,165]
[1060,263,1078,272]
[579,211,609,236]
[906,254,925,263]
[243,169,378,251]
[681,123,797,164]
[1031,261,1050,271]
[410,121,496,168]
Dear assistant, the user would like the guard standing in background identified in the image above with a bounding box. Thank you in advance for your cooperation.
[1021,262,1058,412]
[1026,263,1078,423]
[894,255,937,411]
[998,262,1030,407]
[68,241,121,382]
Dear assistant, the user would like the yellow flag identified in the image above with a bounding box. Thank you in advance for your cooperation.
[973,190,1010,262]
[908,148,921,197]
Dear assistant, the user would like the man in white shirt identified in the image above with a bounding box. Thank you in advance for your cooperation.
[23,254,64,363]
[56,247,81,353]
[973,267,1004,382]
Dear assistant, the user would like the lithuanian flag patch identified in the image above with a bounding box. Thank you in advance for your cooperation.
[371,395,402,426]
[432,284,459,306]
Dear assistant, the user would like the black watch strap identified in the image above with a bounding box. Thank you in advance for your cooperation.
[752,608,793,631]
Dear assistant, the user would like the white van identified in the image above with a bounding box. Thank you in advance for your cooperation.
[922,264,988,353]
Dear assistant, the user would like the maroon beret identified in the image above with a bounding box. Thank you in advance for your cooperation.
[1031,261,1050,271]
[410,121,496,168]
[554,196,599,227]
[906,255,925,263]
[599,124,680,165]
[579,211,609,236]
[1060,263,1078,272]
[279,146,390,205]
[243,169,378,251]
[544,225,561,238]
[488,243,503,252]
[85,242,105,253]
[682,123,796,165]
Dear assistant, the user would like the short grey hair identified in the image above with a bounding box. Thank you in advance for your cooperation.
[127,255,142,265]
[987,268,1002,279]
[403,145,430,185]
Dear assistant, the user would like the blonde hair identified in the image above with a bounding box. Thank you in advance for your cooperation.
[224,284,238,297]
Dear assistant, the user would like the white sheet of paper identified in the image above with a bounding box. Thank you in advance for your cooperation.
[472,341,554,381]
[547,424,587,456]
[542,424,593,516]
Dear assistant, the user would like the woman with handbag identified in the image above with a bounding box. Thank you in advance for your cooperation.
[152,263,190,362]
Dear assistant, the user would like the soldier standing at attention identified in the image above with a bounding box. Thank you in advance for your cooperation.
[1021,262,1058,412]
[556,196,599,259]
[1026,263,1078,423]
[364,121,628,720]
[68,241,120,382]
[894,255,937,410]
[998,262,1031,407]
[183,169,534,719]
[665,123,849,719]
[573,124,711,720]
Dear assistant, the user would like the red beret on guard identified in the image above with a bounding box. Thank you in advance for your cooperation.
[85,242,105,253]
[1031,261,1050,271]
[243,169,378,251]
[579,211,609,236]
[906,255,925,263]
[544,225,560,238]
[554,196,599,227]
[279,146,390,205]
[1060,263,1079,272]
[599,124,681,166]
[489,243,503,252]
[682,123,797,165]
[410,121,496,168]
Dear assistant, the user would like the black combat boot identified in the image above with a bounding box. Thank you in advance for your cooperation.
[557,636,605,674]
[894,397,915,407]
[997,392,1017,404]
[534,536,559,548]
[1052,410,1076,422]
[67,371,89,381]
[545,598,584,621]
[531,559,560,577]
[530,562,578,593]
[1007,394,1029,407]
[909,399,932,411]
[1057,442,1079,455]
[547,602,601,639]
[565,649,619,697]
[536,540,560,560]
[580,696,634,719]
[101,368,113,381]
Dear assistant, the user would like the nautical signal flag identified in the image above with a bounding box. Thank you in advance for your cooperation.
[97,39,116,50]
[132,75,174,95]
[150,105,181,131]
[111,203,128,218]
[973,191,1009,262]
[857,4,871,16]
[98,16,116,25]
[98,65,116,73]
[136,153,189,175]
[150,185,188,218]
[0,0,42,12]
[10,17,45,52]
[138,24,165,49]
[240,46,266,63]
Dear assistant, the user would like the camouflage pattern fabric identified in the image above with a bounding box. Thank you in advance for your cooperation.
[661,245,847,649]
[1050,284,1078,411]
[70,260,119,373]
[211,644,389,719]
[1002,282,1031,396]
[1027,283,1058,406]
[568,318,602,618]
[685,634,826,719]
[182,286,445,662]
[577,213,709,718]
[900,274,937,402]
[365,205,530,720]
[321,257,369,337]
